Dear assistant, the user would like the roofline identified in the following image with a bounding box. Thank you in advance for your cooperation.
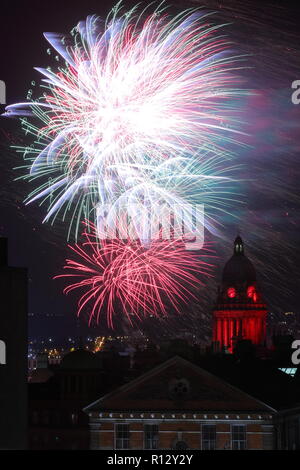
[276,405,300,416]
[83,355,276,414]
[86,408,275,415]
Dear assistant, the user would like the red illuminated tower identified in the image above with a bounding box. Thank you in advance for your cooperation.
[213,236,267,352]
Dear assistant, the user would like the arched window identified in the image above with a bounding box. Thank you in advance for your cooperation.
[227,287,236,298]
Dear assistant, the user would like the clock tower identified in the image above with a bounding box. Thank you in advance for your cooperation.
[213,236,267,352]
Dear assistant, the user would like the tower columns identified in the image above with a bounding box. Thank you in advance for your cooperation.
[212,236,267,353]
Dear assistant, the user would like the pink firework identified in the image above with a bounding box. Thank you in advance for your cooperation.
[55,222,213,327]
[4,4,247,238]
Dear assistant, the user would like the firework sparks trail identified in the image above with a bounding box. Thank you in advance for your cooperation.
[55,221,214,327]
[4,2,248,239]
[2,2,251,326]
[1,1,299,330]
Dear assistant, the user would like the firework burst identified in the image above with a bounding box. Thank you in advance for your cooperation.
[4,2,247,239]
[3,3,251,327]
[55,222,213,327]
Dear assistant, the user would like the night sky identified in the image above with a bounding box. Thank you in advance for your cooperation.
[1,0,300,341]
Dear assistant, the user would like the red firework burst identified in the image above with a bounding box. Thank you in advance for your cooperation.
[55,222,213,327]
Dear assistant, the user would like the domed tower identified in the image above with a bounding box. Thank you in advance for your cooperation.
[213,236,267,352]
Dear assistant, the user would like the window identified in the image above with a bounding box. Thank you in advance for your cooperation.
[115,424,130,449]
[232,425,247,450]
[144,424,159,449]
[227,287,236,298]
[202,424,216,450]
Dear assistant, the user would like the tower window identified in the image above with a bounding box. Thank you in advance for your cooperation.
[234,236,244,255]
[247,286,256,299]
[227,287,236,298]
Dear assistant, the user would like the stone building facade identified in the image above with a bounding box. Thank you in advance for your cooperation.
[84,356,275,450]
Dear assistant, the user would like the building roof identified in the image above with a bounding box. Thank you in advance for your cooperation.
[83,356,275,414]
[60,348,100,370]
[29,368,54,383]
